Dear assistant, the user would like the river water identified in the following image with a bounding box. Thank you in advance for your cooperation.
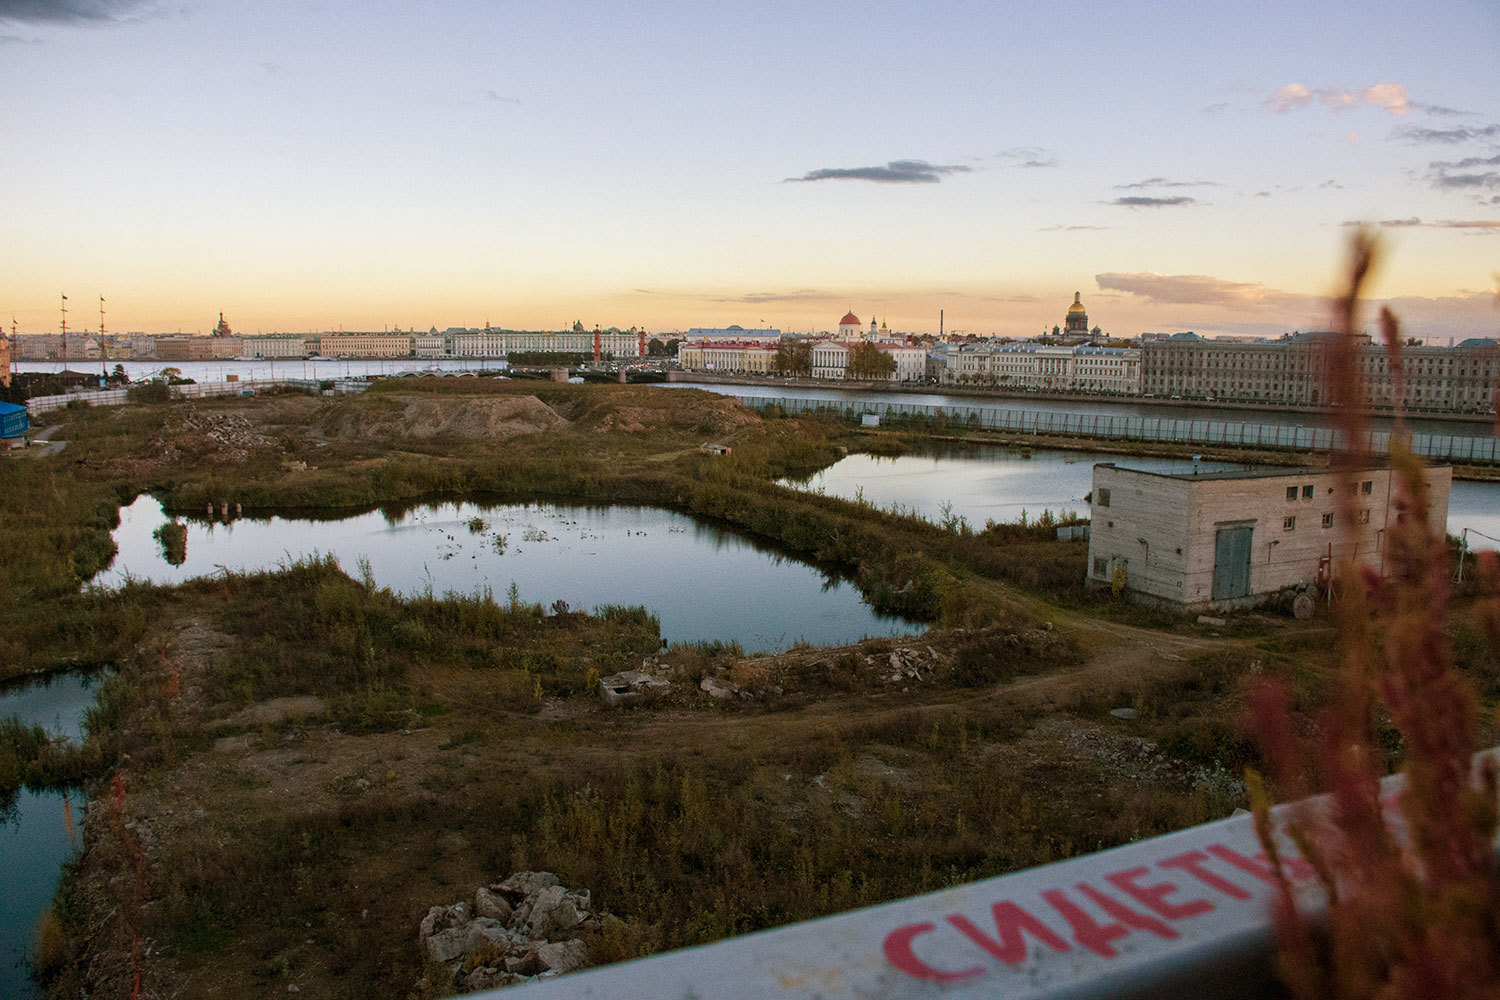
[93,497,918,651]
[0,673,100,1000]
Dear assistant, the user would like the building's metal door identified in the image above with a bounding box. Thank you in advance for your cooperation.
[1212,526,1253,600]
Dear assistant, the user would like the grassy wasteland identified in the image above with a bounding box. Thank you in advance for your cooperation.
[1,378,1495,998]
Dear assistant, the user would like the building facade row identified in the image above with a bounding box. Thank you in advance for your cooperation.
[943,342,1141,395]
[1140,333,1500,413]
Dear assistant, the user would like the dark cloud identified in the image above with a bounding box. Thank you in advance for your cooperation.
[1108,196,1198,208]
[0,0,153,23]
[1254,191,1272,198]
[1038,224,1109,232]
[1114,177,1217,190]
[1319,179,1344,189]
[785,160,971,184]
[1343,217,1500,232]
[1200,102,1230,114]
[1426,153,1500,193]
[1394,123,1500,144]
[1410,101,1471,117]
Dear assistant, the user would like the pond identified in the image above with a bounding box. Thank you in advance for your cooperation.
[93,497,920,652]
[785,444,1500,551]
[1,672,100,1000]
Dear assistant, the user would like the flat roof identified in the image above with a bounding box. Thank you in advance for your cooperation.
[1093,461,1413,482]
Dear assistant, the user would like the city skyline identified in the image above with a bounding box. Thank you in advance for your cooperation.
[2,0,1497,340]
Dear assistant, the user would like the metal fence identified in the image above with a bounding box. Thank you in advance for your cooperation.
[23,378,349,415]
[746,396,1500,464]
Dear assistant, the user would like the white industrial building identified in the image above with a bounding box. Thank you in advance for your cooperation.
[1086,463,1452,611]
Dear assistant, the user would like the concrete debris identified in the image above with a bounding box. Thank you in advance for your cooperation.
[700,676,738,700]
[152,405,272,464]
[598,669,671,706]
[885,647,933,683]
[419,871,600,993]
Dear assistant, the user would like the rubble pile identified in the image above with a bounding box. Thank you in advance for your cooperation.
[419,871,599,992]
[155,405,272,462]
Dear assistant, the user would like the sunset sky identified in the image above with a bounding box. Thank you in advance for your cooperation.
[2,0,1497,339]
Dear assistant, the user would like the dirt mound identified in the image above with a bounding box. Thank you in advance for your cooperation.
[589,395,760,436]
[330,394,569,441]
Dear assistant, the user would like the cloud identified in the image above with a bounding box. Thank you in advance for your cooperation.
[991,147,1058,168]
[1266,83,1313,113]
[1095,272,1315,313]
[481,90,521,105]
[1108,196,1198,208]
[1254,191,1271,198]
[785,159,971,184]
[1426,152,1500,193]
[1200,102,1230,114]
[1394,123,1500,144]
[1114,177,1217,190]
[0,0,154,23]
[1319,179,1344,189]
[1343,217,1500,233]
[1039,224,1109,232]
[1264,81,1410,116]
[715,289,835,305]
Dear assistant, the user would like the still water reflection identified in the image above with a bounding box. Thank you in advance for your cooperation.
[94,498,918,651]
[1,673,98,1000]
[787,445,1500,551]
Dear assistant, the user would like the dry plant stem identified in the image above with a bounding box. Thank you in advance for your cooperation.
[1251,230,1500,1000]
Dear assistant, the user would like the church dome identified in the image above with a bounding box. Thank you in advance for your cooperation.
[1067,293,1086,315]
[840,312,860,326]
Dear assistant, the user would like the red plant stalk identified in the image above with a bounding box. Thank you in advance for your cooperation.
[1250,231,1500,1000]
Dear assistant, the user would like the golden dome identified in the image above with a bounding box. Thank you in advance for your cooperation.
[1067,292,1086,314]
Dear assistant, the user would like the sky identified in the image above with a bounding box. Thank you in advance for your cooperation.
[2,0,1497,340]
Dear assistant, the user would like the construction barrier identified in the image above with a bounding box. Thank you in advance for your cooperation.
[745,396,1500,464]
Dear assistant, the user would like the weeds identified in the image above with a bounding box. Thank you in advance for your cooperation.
[1248,231,1500,998]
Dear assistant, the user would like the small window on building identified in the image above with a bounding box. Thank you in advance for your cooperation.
[1097,487,1110,508]
[1322,513,1334,528]
[1283,516,1296,531]
[1093,556,1108,577]
[1302,484,1314,499]
[1361,480,1373,494]
[1359,509,1370,524]
[1286,486,1297,501]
